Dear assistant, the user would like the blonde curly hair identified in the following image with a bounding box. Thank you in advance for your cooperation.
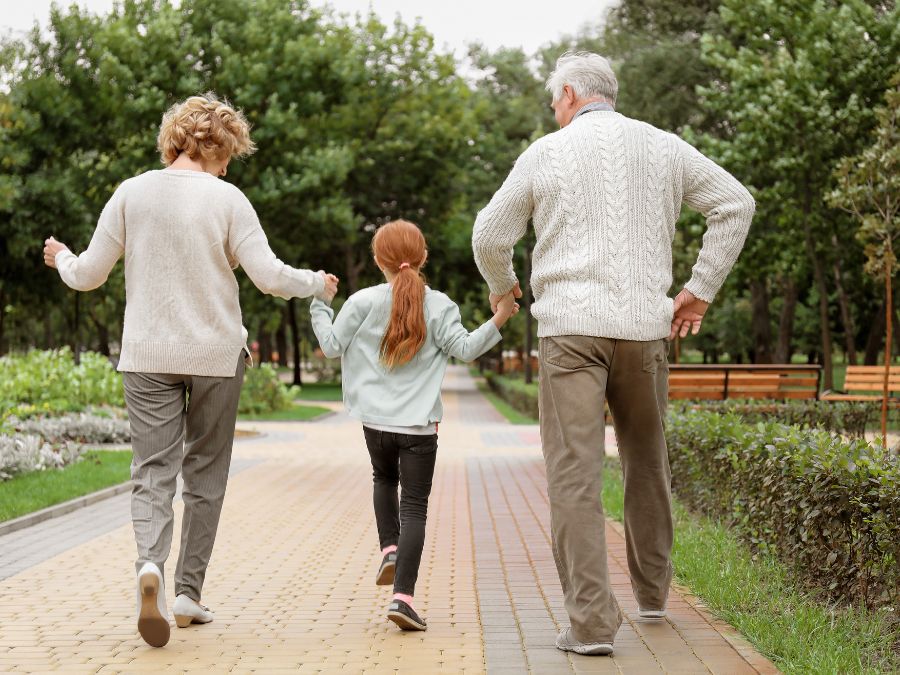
[157,92,256,166]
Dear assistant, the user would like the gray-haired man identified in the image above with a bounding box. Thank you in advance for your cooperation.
[473,52,754,655]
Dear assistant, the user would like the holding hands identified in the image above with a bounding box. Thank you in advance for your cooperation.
[318,270,340,302]
[43,237,70,269]
[490,282,522,329]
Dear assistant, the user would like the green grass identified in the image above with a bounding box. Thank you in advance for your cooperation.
[600,457,900,674]
[475,381,537,424]
[238,403,331,421]
[295,382,343,402]
[0,450,132,522]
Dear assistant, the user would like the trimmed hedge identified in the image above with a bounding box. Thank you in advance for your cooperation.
[674,399,878,439]
[483,371,538,420]
[667,409,900,609]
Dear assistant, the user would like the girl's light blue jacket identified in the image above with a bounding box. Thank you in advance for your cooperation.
[310,284,502,427]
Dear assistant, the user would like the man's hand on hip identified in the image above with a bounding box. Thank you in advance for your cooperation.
[670,289,709,340]
[490,281,523,313]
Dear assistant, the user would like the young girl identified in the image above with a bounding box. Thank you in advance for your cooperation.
[310,219,518,631]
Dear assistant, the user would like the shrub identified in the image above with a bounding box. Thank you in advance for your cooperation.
[0,348,124,418]
[12,411,131,445]
[678,399,878,438]
[239,364,297,415]
[0,434,84,481]
[666,409,900,609]
[483,372,539,420]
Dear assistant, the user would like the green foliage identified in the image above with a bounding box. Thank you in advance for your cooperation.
[482,371,539,420]
[678,399,877,438]
[0,348,124,419]
[601,456,900,674]
[238,363,296,415]
[830,73,900,281]
[0,449,131,521]
[667,409,900,609]
[475,380,537,425]
[294,382,343,402]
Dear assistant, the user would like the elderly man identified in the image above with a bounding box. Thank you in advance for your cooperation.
[473,52,754,655]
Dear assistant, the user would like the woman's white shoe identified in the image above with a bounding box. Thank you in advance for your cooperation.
[173,594,214,628]
[136,562,170,647]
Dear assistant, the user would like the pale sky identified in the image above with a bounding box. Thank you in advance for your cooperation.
[0,0,615,57]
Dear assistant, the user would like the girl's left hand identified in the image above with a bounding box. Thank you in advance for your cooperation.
[43,237,70,269]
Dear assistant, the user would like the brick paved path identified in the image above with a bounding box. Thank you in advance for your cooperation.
[0,367,777,674]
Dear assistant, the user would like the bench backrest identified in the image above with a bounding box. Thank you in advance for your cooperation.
[843,366,900,394]
[669,365,821,401]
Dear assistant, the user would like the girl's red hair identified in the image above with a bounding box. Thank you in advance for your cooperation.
[373,220,428,369]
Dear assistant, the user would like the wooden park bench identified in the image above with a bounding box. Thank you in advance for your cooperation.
[668,364,822,401]
[821,366,900,404]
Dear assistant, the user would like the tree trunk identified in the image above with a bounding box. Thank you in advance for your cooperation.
[0,286,5,355]
[775,276,798,363]
[882,259,892,450]
[90,313,110,357]
[803,222,833,390]
[275,314,288,367]
[831,236,857,365]
[287,298,302,386]
[258,329,273,364]
[864,299,887,365]
[344,245,365,294]
[72,292,82,365]
[750,279,773,363]
[523,242,534,384]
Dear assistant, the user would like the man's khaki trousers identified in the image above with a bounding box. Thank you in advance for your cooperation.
[539,335,672,644]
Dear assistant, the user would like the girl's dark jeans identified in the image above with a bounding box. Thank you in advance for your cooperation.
[363,426,438,596]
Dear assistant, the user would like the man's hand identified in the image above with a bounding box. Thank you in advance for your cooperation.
[669,289,709,340]
[490,281,523,313]
[491,290,521,329]
[43,236,69,269]
[318,270,339,303]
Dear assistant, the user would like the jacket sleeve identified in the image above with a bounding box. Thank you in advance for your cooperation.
[431,298,502,363]
[310,296,367,359]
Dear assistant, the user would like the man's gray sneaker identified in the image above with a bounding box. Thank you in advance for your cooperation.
[376,551,397,586]
[639,608,667,619]
[555,627,613,656]
[387,599,426,631]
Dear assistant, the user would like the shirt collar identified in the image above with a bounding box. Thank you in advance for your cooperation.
[572,101,616,121]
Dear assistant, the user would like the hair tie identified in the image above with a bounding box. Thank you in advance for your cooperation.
[399,262,411,270]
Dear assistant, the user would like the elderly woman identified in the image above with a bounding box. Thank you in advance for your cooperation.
[43,93,338,648]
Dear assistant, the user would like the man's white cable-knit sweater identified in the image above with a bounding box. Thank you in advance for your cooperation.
[55,169,325,377]
[472,111,755,341]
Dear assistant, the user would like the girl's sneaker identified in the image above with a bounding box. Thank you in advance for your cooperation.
[376,551,397,586]
[387,599,426,631]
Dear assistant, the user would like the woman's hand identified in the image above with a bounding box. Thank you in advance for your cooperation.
[318,271,340,303]
[43,237,70,269]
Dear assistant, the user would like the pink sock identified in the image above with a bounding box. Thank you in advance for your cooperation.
[393,592,414,609]
[382,545,397,556]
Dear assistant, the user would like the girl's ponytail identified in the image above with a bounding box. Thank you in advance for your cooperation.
[373,220,428,369]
